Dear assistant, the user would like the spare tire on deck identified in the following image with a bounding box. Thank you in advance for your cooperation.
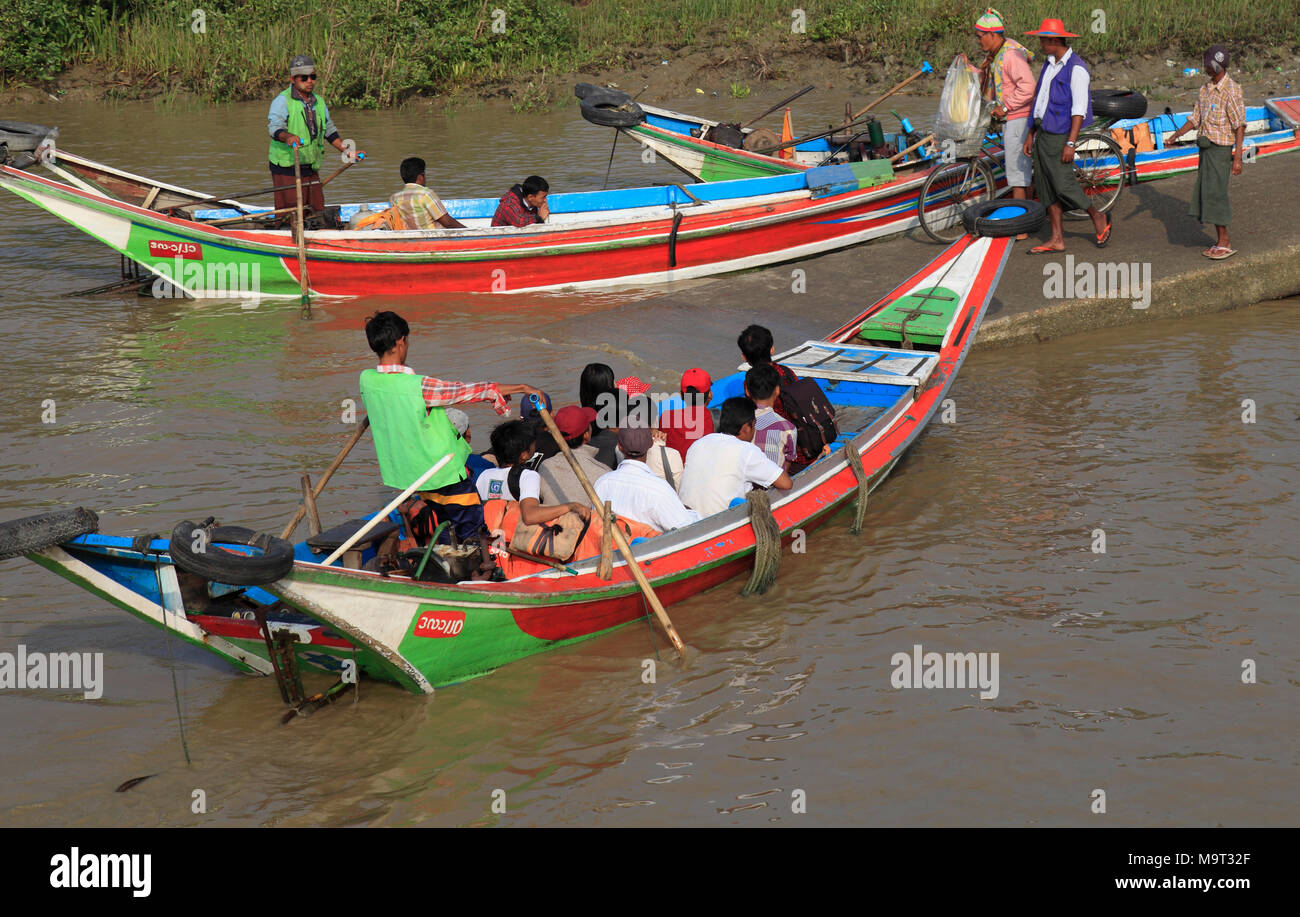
[1090,89,1147,121]
[169,521,295,586]
[961,199,1047,237]
[574,83,644,128]
[0,507,99,560]
[0,121,56,153]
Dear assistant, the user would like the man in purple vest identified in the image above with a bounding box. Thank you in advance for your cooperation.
[1022,18,1112,253]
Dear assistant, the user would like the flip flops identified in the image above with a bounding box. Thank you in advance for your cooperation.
[1027,244,1063,255]
[1204,245,1237,260]
[1095,214,1112,248]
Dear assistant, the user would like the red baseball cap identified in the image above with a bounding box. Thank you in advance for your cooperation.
[616,375,650,395]
[554,404,597,439]
[680,367,711,393]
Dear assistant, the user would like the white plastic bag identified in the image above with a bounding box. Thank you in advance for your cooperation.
[934,54,987,142]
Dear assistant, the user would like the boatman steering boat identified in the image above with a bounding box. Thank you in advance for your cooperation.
[267,54,366,220]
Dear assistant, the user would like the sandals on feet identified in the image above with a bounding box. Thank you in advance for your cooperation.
[1027,244,1062,255]
[1095,214,1112,248]
[1204,245,1237,260]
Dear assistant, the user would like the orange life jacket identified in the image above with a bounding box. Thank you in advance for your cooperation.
[481,500,661,577]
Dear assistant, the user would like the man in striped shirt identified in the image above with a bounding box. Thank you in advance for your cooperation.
[362,311,543,539]
[389,157,465,230]
[1168,45,1247,260]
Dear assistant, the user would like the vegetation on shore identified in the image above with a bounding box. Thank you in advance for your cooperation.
[2,0,1298,107]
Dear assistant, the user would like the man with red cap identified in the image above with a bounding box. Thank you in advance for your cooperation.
[657,367,715,458]
[1167,45,1246,260]
[536,404,611,506]
[1022,17,1112,253]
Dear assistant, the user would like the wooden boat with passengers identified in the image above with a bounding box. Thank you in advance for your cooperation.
[0,201,1043,701]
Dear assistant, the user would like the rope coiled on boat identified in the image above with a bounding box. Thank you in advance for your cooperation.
[846,445,869,535]
[741,488,781,597]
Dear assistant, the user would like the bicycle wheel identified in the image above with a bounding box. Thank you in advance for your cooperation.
[918,158,996,243]
[1064,131,1125,219]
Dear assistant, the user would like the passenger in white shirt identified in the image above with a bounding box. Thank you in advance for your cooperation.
[678,396,794,517]
[594,423,700,532]
[478,419,590,526]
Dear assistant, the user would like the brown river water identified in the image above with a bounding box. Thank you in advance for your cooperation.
[0,98,1296,827]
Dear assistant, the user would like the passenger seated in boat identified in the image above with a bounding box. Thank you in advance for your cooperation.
[359,311,543,541]
[624,394,684,491]
[657,367,715,458]
[390,157,465,230]
[738,323,835,469]
[520,391,560,463]
[446,408,495,486]
[678,396,793,517]
[491,175,550,227]
[594,421,700,531]
[580,362,620,468]
[538,405,611,506]
[478,419,592,526]
[744,363,797,472]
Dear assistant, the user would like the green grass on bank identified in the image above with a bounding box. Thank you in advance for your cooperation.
[3,0,1298,107]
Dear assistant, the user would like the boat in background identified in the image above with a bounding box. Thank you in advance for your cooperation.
[0,200,1042,694]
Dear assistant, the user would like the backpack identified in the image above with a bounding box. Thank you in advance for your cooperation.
[773,363,838,463]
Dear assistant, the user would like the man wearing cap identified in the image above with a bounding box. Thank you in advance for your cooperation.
[1167,46,1246,260]
[594,421,700,532]
[976,9,1035,233]
[1022,18,1112,253]
[267,55,365,216]
[657,368,715,458]
[537,405,611,506]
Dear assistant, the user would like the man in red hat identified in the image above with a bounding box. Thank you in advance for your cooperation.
[657,367,715,458]
[536,404,611,506]
[1022,18,1112,253]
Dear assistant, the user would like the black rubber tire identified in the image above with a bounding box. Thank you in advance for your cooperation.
[961,199,1047,237]
[575,84,644,128]
[0,120,55,153]
[1090,89,1147,121]
[169,522,295,586]
[0,507,99,560]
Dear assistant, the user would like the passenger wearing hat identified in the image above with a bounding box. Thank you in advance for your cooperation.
[267,55,366,218]
[1022,18,1112,253]
[446,407,496,485]
[657,367,715,458]
[593,418,700,532]
[976,9,1035,233]
[1167,46,1246,260]
[537,405,612,506]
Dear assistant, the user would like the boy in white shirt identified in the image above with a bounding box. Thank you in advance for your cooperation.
[678,397,794,517]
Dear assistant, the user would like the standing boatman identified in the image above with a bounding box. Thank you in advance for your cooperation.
[1022,18,1111,253]
[267,54,365,217]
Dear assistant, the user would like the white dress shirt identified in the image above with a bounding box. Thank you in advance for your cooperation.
[1031,47,1090,123]
[594,459,700,532]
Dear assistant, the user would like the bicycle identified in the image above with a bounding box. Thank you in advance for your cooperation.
[917,120,1126,243]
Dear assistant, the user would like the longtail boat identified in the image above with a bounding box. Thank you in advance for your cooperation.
[2,141,968,298]
[0,202,1039,695]
[608,91,1300,186]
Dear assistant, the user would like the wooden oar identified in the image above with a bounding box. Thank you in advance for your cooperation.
[321,453,452,567]
[281,417,371,539]
[183,162,352,212]
[291,146,311,312]
[846,61,934,124]
[531,398,685,655]
[890,133,935,163]
[739,84,815,129]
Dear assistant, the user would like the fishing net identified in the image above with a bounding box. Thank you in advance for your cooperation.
[741,488,782,597]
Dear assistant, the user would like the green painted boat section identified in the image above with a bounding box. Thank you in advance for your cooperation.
[858,286,961,347]
[124,222,296,297]
[630,126,802,182]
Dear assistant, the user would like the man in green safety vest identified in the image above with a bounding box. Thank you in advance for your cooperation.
[359,311,545,541]
[267,54,366,218]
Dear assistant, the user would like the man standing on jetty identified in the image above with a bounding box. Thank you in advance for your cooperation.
[1022,18,1111,253]
[1167,46,1246,260]
[267,55,365,218]
[976,8,1035,239]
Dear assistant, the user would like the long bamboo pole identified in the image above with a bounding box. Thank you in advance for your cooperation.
[291,146,311,311]
[531,400,685,655]
[847,61,933,124]
[281,417,371,540]
[321,454,452,567]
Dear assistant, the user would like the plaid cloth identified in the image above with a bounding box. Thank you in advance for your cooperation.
[376,364,510,414]
[752,405,797,468]
[491,187,542,227]
[1187,76,1246,147]
[389,184,449,230]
